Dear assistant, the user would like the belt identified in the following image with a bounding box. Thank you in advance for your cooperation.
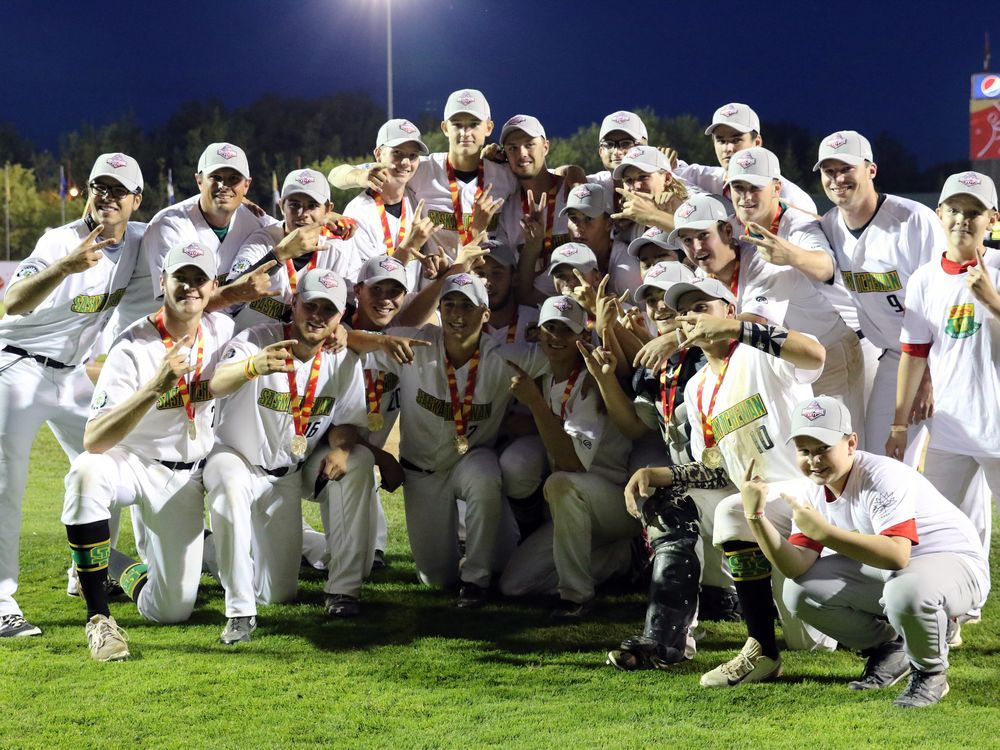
[158,458,206,472]
[260,463,301,478]
[2,345,73,370]
[400,457,435,475]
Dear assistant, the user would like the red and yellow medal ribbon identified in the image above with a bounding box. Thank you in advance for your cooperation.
[446,158,485,244]
[373,193,407,255]
[283,325,323,439]
[660,348,689,421]
[505,308,519,344]
[286,254,319,295]
[695,340,739,448]
[558,364,583,422]
[364,369,385,417]
[445,347,480,441]
[154,308,203,430]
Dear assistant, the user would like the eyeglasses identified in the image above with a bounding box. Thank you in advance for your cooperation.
[599,138,637,152]
[88,182,138,200]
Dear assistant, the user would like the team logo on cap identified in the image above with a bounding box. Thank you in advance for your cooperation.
[572,186,592,199]
[611,112,631,124]
[457,91,476,106]
[217,144,238,160]
[558,246,579,257]
[825,134,848,150]
[553,297,574,313]
[182,243,204,258]
[295,172,316,185]
[625,147,644,159]
[452,274,473,286]
[508,115,527,125]
[720,104,740,118]
[645,227,664,237]
[735,154,756,169]
[320,274,338,289]
[958,172,982,187]
[647,265,666,278]
[676,203,697,219]
[801,401,826,421]
[379,258,402,272]
[399,120,417,134]
[106,154,128,169]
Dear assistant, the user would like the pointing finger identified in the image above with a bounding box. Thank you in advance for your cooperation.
[256,260,278,275]
[744,458,755,483]
[505,359,529,377]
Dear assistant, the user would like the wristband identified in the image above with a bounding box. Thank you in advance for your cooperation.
[738,321,789,357]
[244,357,260,380]
[889,424,908,433]
[745,510,765,521]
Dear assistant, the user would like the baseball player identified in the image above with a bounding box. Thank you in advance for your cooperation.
[475,242,540,344]
[352,273,548,607]
[582,110,649,215]
[499,296,639,620]
[750,396,989,707]
[228,168,360,332]
[61,241,233,660]
[0,153,145,638]
[888,171,1000,555]
[816,130,947,452]
[610,146,693,241]
[205,268,372,642]
[329,89,517,261]
[673,102,817,213]
[624,276,835,687]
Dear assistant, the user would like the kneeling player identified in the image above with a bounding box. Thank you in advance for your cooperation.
[747,396,989,707]
[205,269,372,643]
[62,242,232,661]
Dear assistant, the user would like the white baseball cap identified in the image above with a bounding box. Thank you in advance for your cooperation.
[612,145,672,180]
[163,241,218,279]
[89,153,143,193]
[547,242,598,275]
[500,115,546,145]
[281,169,330,205]
[297,268,348,312]
[812,130,873,171]
[727,147,781,188]
[198,142,250,179]
[660,276,736,312]
[600,111,648,141]
[633,261,696,305]
[705,103,761,136]
[441,273,490,307]
[444,89,490,121]
[627,226,675,258]
[786,396,853,446]
[480,240,518,268]
[358,254,410,292]
[667,194,732,246]
[376,119,430,155]
[938,171,998,211]
[538,295,588,334]
[559,183,609,219]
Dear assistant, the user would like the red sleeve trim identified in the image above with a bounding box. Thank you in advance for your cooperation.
[901,342,931,358]
[880,518,919,545]
[789,533,824,553]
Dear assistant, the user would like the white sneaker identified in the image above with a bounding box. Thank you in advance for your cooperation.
[700,637,782,688]
[67,566,79,597]
[85,615,130,662]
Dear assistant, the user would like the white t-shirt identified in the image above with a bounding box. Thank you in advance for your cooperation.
[216,322,367,470]
[822,195,945,351]
[371,326,549,473]
[684,343,820,482]
[342,191,423,294]
[227,225,359,332]
[900,254,1000,457]
[788,451,989,605]
[142,195,279,296]
[674,162,818,215]
[89,311,234,463]
[0,219,144,365]
[483,304,539,345]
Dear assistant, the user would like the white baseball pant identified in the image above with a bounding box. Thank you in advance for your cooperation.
[920,448,1000,556]
[813,331,866,450]
[61,448,205,624]
[499,435,547,500]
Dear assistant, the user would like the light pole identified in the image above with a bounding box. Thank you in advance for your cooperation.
[386,0,393,120]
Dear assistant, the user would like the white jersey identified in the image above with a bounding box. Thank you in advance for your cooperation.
[542,370,630,484]
[495,181,572,252]
[227,226,359,332]
[142,195,279,296]
[789,451,989,604]
[674,162,818,215]
[89,312,234,463]
[483,304,539,345]
[684,343,820,482]
[900,254,1000,458]
[216,322,367,470]
[0,219,143,365]
[358,350,403,449]
[822,194,944,351]
[371,326,549,473]
[342,191,424,294]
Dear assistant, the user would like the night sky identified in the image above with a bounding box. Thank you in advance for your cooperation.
[2,0,996,167]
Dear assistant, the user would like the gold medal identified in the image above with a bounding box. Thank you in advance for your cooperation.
[455,435,469,455]
[291,434,307,458]
[187,420,197,440]
[702,446,724,469]
[367,412,384,432]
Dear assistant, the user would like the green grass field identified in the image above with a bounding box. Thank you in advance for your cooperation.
[1,428,997,749]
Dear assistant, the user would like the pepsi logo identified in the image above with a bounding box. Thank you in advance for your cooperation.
[106,154,128,169]
[981,75,1000,98]
[296,172,316,185]
[958,172,982,187]
[320,274,338,289]
[457,91,476,106]
[182,244,204,258]
[825,134,848,150]
[553,297,574,313]
[801,401,827,421]
[612,112,631,124]
[399,120,417,134]
[379,259,402,272]
[735,154,757,169]
[573,186,592,199]
[676,203,697,219]
[720,104,740,118]
[217,144,238,160]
